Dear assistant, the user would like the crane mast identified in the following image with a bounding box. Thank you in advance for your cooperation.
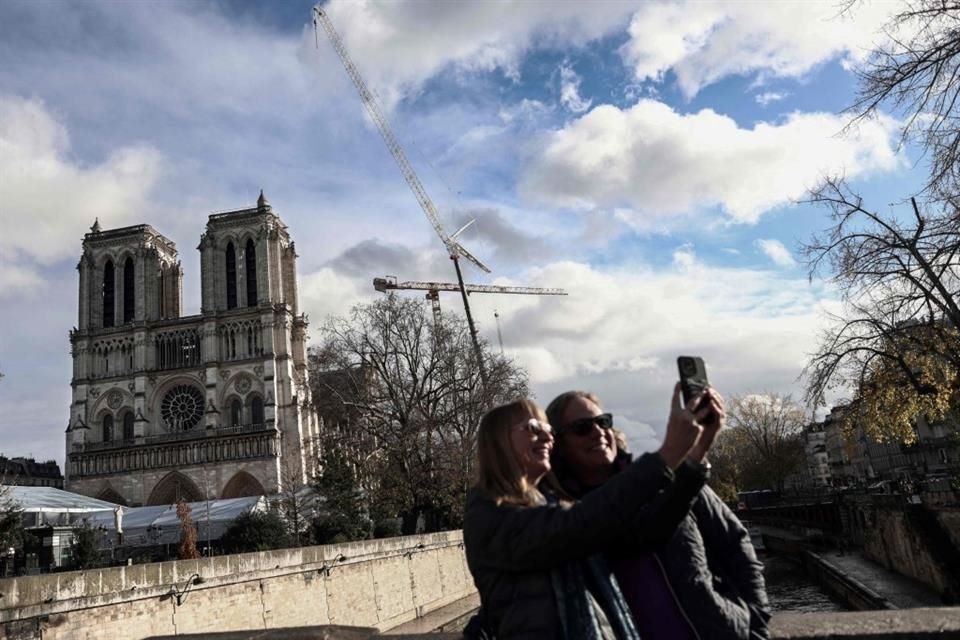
[314,6,492,384]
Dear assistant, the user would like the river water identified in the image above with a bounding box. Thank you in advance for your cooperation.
[761,552,847,613]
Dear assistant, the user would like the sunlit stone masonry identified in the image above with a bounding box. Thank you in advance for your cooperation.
[64,192,319,506]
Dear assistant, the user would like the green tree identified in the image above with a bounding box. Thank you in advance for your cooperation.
[311,439,369,544]
[220,509,289,553]
[70,523,100,570]
[0,484,22,552]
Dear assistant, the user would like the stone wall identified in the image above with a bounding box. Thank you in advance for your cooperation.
[936,508,960,548]
[0,531,474,640]
[861,507,947,593]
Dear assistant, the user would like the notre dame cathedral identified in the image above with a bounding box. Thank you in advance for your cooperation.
[64,192,320,506]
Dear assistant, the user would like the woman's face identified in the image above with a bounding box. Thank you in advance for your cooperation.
[509,413,554,483]
[558,396,618,473]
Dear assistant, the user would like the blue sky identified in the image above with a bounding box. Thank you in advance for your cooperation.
[0,0,923,463]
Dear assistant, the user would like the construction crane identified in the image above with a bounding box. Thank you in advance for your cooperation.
[314,7,493,384]
[373,276,567,326]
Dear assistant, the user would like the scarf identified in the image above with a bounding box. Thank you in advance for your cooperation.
[547,494,641,640]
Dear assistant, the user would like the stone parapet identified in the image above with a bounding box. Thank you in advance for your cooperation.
[0,531,473,640]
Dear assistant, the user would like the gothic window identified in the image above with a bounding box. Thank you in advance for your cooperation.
[154,328,202,370]
[160,384,204,431]
[102,414,114,442]
[226,242,237,309]
[103,260,115,328]
[122,257,135,323]
[230,398,242,427]
[250,395,264,425]
[122,411,135,440]
[245,238,257,306]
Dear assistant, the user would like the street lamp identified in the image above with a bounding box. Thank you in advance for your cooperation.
[166,573,204,606]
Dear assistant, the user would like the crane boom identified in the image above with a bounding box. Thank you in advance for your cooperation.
[374,277,567,297]
[314,7,489,273]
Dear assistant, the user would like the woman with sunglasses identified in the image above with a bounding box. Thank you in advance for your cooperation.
[464,390,717,640]
[545,390,770,640]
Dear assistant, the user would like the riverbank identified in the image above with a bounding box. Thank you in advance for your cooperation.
[759,526,942,611]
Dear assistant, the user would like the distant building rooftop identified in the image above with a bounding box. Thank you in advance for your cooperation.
[0,456,63,488]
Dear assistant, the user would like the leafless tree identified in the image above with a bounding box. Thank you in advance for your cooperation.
[848,0,960,199]
[726,393,808,493]
[308,294,528,531]
[278,467,314,546]
[802,179,960,441]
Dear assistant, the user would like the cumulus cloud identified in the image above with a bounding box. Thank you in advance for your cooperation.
[0,95,162,275]
[462,250,832,448]
[620,1,899,98]
[320,0,636,110]
[558,61,593,113]
[756,239,796,267]
[521,100,901,225]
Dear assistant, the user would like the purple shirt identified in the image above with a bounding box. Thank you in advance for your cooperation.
[612,554,697,640]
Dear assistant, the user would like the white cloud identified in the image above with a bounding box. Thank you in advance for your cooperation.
[321,0,636,110]
[521,100,901,225]
[756,239,796,267]
[620,0,900,98]
[0,95,163,269]
[755,91,789,106]
[460,251,834,449]
[559,61,593,113]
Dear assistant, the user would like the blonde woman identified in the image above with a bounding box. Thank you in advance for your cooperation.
[464,388,717,640]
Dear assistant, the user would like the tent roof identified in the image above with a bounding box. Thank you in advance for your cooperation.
[1,485,120,513]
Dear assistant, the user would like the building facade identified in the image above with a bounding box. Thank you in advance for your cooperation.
[65,193,319,506]
[0,456,63,488]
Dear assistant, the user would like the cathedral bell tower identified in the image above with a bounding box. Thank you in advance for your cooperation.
[66,193,318,506]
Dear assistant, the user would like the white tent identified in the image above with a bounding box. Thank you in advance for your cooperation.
[2,485,120,527]
[84,495,265,546]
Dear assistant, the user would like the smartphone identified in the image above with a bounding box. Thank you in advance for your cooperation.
[677,356,709,408]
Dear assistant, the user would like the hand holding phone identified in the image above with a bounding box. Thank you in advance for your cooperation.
[677,356,724,463]
[677,356,709,409]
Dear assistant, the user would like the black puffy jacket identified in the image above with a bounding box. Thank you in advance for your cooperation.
[649,485,770,639]
[563,455,771,640]
[463,453,707,640]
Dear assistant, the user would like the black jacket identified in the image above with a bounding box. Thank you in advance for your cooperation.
[463,453,707,640]
[649,484,771,639]
[562,455,770,640]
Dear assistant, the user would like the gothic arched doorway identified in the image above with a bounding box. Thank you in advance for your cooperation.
[221,471,265,499]
[146,471,203,505]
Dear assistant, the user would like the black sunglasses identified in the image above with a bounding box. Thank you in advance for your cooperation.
[559,413,613,436]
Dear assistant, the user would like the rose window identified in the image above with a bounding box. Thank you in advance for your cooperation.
[160,385,204,431]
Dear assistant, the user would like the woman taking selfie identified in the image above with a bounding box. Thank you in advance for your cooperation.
[545,389,770,640]
[463,385,719,640]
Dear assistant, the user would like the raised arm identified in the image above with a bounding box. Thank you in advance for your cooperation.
[465,451,705,573]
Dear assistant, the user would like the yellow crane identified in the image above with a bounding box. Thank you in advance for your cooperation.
[373,276,567,326]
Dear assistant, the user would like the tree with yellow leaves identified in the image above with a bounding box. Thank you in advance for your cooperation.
[804,182,960,443]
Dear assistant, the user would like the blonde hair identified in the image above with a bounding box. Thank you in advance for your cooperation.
[476,399,567,507]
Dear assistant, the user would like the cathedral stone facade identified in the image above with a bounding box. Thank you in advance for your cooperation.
[65,193,319,506]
